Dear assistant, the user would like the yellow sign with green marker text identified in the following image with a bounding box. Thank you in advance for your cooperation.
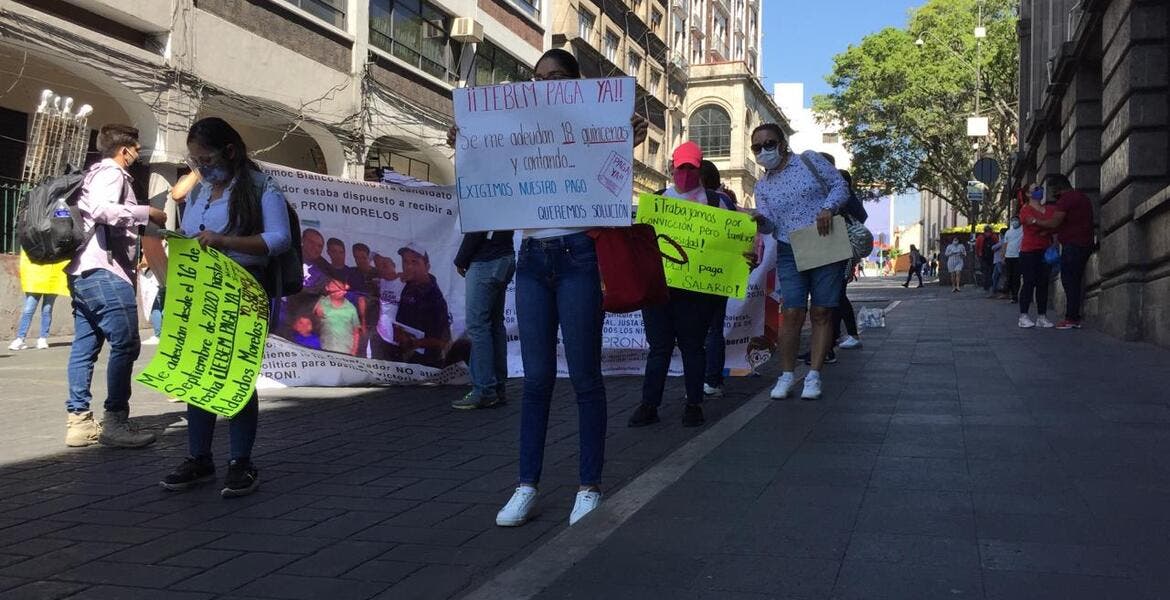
[635,193,754,299]
[136,236,269,418]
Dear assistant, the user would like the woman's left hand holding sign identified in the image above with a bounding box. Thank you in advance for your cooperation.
[195,230,225,250]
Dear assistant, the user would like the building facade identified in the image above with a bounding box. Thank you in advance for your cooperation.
[773,82,851,170]
[0,0,550,194]
[1012,0,1169,346]
[920,189,970,256]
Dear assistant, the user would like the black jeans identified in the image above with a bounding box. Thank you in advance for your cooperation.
[981,258,995,291]
[833,285,858,340]
[642,289,719,407]
[904,266,923,286]
[1004,257,1020,301]
[1060,244,1092,321]
[1018,250,1050,315]
[704,296,729,387]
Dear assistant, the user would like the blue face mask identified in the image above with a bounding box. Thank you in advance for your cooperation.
[201,164,232,185]
[1030,187,1044,201]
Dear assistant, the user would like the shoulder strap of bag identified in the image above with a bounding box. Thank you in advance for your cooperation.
[798,152,829,197]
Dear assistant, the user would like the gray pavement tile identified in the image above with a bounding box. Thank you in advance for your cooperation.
[0,542,128,580]
[974,513,1123,547]
[235,573,389,600]
[44,508,159,527]
[878,441,966,459]
[294,512,389,539]
[279,541,394,578]
[855,505,976,539]
[352,524,478,547]
[979,539,1136,578]
[40,524,170,546]
[168,552,299,594]
[534,582,703,600]
[844,533,980,567]
[461,519,558,550]
[308,496,418,515]
[369,564,476,600]
[102,531,227,564]
[205,534,333,555]
[718,525,852,560]
[53,560,200,588]
[0,521,73,549]
[608,516,739,555]
[341,560,425,584]
[377,544,513,567]
[694,554,838,598]
[1076,481,1170,520]
[757,484,867,509]
[982,571,1153,600]
[0,581,87,600]
[793,442,882,457]
[869,456,971,491]
[159,548,241,569]
[972,491,1091,518]
[62,586,214,600]
[681,462,781,485]
[0,578,23,593]
[830,560,983,600]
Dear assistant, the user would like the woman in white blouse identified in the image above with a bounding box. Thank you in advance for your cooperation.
[749,123,850,401]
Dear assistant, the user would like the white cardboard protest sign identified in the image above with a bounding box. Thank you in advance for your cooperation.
[453,77,636,232]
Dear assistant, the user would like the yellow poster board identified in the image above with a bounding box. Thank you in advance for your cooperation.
[18,252,70,297]
[136,237,269,418]
[635,193,755,299]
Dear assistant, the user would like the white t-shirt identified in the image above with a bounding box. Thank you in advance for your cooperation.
[375,278,406,343]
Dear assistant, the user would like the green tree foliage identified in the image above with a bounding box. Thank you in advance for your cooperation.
[814,0,1018,223]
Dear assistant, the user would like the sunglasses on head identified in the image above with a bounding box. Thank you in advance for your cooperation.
[750,140,780,154]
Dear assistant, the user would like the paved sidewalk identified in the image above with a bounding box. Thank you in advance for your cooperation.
[530,281,1170,600]
[0,318,777,598]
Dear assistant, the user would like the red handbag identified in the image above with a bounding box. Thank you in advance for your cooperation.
[587,224,688,313]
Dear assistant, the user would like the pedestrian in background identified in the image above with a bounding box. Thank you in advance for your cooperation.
[64,124,167,448]
[750,123,850,401]
[160,117,291,498]
[990,228,1008,299]
[9,251,67,351]
[945,238,966,292]
[451,220,515,410]
[1017,185,1057,329]
[1003,216,1023,302]
[1032,174,1094,329]
[902,244,924,288]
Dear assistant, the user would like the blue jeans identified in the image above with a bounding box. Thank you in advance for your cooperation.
[66,269,141,413]
[704,297,728,387]
[776,242,846,309]
[17,293,56,339]
[515,233,606,487]
[150,288,164,337]
[642,290,719,406]
[184,265,269,462]
[465,254,516,399]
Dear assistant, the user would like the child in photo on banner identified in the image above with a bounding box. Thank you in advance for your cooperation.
[315,277,361,355]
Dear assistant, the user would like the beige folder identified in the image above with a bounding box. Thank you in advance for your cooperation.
[789,215,853,271]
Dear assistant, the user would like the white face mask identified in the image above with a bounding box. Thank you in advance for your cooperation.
[756,147,782,170]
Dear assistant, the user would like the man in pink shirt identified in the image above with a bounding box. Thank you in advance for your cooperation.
[64,124,166,448]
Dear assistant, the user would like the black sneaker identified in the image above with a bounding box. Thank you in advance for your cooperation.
[160,457,215,491]
[801,351,837,365]
[627,404,660,428]
[221,459,259,498]
[682,404,705,427]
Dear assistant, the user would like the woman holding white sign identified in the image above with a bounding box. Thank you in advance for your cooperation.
[159,117,291,499]
[453,50,648,528]
[749,123,850,401]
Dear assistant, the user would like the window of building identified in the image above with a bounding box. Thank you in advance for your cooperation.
[651,7,663,29]
[822,132,839,144]
[370,0,462,83]
[628,51,642,75]
[649,70,661,95]
[689,105,731,157]
[284,0,346,28]
[578,9,595,41]
[473,41,534,85]
[648,140,660,158]
[509,0,540,18]
[604,30,620,62]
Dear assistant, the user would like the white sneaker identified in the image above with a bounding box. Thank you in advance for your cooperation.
[142,336,160,346]
[1036,316,1055,329]
[770,373,795,399]
[496,486,538,527]
[8,338,25,351]
[838,335,862,349]
[703,384,723,397]
[1018,315,1036,329]
[801,376,822,400]
[35,338,49,349]
[569,490,603,526]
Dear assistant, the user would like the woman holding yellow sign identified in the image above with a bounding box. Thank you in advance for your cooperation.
[158,117,291,499]
[749,123,850,401]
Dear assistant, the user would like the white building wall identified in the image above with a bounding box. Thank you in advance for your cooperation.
[773,82,850,170]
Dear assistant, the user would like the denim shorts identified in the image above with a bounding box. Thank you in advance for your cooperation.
[776,242,846,309]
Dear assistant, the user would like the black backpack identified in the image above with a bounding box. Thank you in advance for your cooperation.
[16,171,89,264]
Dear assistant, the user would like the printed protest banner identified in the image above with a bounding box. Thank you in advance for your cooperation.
[254,165,469,388]
[137,236,268,418]
[453,77,636,232]
[252,164,777,388]
[635,193,755,299]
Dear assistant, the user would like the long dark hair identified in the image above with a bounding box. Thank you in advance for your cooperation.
[535,49,581,78]
[187,117,263,236]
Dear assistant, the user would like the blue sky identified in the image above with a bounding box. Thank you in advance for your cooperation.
[761,0,923,226]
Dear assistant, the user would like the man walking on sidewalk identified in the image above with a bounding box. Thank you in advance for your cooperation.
[64,124,166,448]
[1034,174,1094,329]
